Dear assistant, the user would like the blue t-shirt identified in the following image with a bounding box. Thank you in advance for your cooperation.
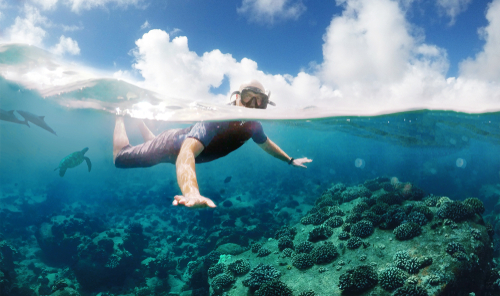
[186,121,267,163]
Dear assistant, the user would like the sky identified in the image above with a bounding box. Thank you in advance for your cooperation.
[0,0,500,116]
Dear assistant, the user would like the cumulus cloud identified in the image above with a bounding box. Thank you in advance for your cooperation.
[237,0,306,24]
[459,0,500,81]
[130,29,336,110]
[128,0,500,115]
[132,30,236,101]
[320,0,416,87]
[436,0,472,25]
[3,5,49,47]
[50,35,81,55]
[3,0,500,117]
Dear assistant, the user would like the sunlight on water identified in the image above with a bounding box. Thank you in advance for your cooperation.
[2,44,500,124]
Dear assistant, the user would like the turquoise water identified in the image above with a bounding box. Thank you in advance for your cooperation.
[2,45,500,295]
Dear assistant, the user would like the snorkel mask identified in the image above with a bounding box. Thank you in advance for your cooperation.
[229,80,276,109]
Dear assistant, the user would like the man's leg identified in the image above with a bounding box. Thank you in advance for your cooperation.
[138,120,156,142]
[113,117,130,163]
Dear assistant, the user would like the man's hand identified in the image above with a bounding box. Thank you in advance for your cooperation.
[173,192,216,208]
[291,157,313,168]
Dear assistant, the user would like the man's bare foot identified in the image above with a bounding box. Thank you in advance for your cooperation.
[173,193,216,208]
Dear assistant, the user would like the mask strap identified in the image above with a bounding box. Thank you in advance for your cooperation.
[229,91,240,105]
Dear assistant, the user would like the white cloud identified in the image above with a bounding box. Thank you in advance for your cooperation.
[129,0,500,115]
[62,24,83,31]
[132,30,236,101]
[3,5,49,47]
[65,0,143,13]
[31,0,59,10]
[140,20,150,30]
[169,28,182,36]
[3,0,500,118]
[50,35,81,55]
[320,0,416,87]
[237,0,306,24]
[459,0,500,81]
[436,0,472,25]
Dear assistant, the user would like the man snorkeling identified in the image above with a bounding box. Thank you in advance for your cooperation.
[113,80,313,208]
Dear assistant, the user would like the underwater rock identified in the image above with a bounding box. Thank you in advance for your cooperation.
[216,243,247,255]
[212,178,495,296]
[34,214,104,265]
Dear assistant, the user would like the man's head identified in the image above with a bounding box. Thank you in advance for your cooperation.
[230,80,275,109]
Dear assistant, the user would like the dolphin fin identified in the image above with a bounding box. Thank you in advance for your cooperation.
[24,120,30,127]
[54,167,59,171]
[84,157,92,172]
[8,110,14,114]
[39,116,45,120]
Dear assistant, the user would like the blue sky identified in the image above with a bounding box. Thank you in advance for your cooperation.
[1,0,500,115]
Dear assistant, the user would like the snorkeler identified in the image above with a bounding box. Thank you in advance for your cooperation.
[112,80,313,208]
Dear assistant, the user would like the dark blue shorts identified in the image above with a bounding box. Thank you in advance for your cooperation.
[114,128,188,168]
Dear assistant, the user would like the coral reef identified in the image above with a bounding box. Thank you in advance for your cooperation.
[1,176,498,296]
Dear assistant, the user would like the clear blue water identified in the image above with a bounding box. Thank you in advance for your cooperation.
[2,45,500,295]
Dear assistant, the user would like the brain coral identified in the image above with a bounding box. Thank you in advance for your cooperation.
[338,265,378,293]
[228,259,250,276]
[282,248,294,257]
[274,226,297,240]
[338,231,350,240]
[300,213,328,226]
[251,242,263,253]
[308,225,333,242]
[393,251,423,274]
[379,267,408,290]
[292,253,314,270]
[296,241,314,254]
[208,263,226,278]
[350,220,374,238]
[254,279,293,296]
[352,202,369,214]
[392,285,429,296]
[436,201,474,222]
[310,242,338,264]
[393,222,422,240]
[277,236,294,251]
[257,247,271,257]
[408,211,429,226]
[243,264,281,290]
[210,273,235,294]
[324,216,344,228]
[341,186,371,203]
[346,237,362,249]
[463,197,485,215]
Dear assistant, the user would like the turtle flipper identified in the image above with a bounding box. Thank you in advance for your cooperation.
[59,168,67,177]
[84,157,92,172]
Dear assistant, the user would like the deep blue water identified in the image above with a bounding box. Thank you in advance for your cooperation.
[2,72,500,295]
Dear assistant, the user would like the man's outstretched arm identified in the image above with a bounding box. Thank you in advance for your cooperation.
[257,138,312,168]
[173,138,216,208]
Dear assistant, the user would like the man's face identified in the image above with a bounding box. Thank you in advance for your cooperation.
[238,90,267,109]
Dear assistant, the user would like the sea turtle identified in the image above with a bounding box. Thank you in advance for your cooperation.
[54,147,92,177]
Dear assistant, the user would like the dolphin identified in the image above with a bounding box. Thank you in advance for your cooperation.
[16,110,57,136]
[0,109,30,127]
